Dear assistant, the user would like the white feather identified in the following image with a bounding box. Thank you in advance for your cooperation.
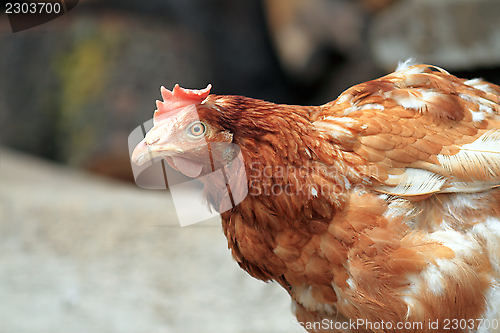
[396,58,418,72]
[437,130,500,182]
[377,168,446,196]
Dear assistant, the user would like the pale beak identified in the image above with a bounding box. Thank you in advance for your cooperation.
[131,139,180,166]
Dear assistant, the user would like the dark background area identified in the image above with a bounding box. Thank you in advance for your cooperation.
[2,0,500,183]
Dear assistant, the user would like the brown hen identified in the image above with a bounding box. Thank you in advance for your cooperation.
[132,60,500,332]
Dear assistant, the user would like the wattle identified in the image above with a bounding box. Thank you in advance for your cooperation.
[169,156,203,178]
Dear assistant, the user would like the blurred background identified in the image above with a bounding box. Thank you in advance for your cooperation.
[2,0,500,332]
[3,0,500,180]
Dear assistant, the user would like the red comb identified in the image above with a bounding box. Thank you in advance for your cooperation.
[154,84,212,118]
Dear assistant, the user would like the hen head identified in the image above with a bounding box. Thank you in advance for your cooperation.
[131,84,239,178]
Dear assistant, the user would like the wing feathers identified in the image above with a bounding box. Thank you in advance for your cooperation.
[315,63,500,196]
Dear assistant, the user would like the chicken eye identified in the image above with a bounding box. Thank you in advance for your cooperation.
[187,122,206,137]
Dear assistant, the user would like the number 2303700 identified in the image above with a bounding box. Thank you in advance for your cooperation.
[443,318,499,330]
[5,2,62,14]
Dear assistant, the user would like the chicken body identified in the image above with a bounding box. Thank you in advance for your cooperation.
[132,61,500,332]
